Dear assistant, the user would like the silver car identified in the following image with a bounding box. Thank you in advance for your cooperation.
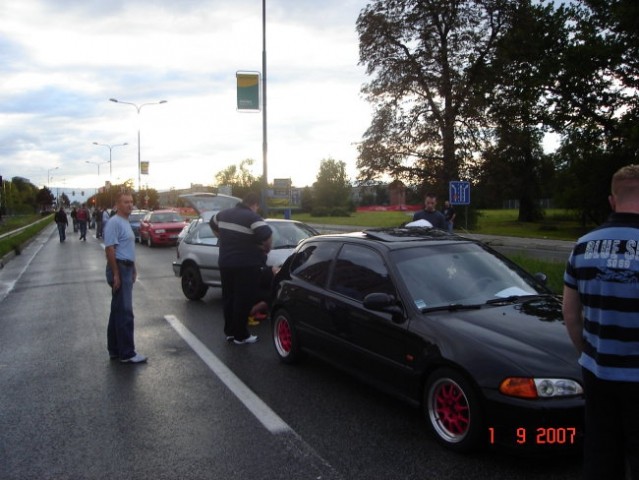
[172,194,318,300]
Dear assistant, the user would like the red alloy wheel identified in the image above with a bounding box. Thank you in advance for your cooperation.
[425,368,482,452]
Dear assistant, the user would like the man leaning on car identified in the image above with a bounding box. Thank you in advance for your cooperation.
[211,192,272,345]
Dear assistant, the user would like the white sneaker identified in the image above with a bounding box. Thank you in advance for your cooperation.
[233,335,258,345]
[120,353,147,363]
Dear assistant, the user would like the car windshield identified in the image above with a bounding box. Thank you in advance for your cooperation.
[129,212,147,221]
[390,243,546,311]
[270,222,317,249]
[151,212,183,223]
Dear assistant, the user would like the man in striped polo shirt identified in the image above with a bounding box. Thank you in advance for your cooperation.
[563,164,639,480]
[211,192,272,345]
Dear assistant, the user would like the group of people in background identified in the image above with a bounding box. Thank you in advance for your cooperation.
[54,204,115,243]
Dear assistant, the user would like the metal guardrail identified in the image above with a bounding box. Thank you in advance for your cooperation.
[0,215,53,241]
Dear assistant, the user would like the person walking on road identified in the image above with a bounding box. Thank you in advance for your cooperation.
[77,203,90,241]
[563,164,639,480]
[70,207,78,233]
[54,207,68,242]
[211,192,273,345]
[104,191,146,363]
[412,193,447,230]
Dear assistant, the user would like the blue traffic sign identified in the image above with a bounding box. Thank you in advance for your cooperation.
[449,181,471,205]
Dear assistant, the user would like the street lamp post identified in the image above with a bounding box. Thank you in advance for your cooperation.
[85,160,109,177]
[47,166,59,188]
[92,142,128,179]
[109,98,167,192]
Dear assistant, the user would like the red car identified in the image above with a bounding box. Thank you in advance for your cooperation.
[139,210,188,247]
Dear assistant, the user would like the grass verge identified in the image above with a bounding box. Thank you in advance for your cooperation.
[0,215,54,258]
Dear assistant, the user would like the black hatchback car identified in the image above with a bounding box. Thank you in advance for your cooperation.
[270,227,584,453]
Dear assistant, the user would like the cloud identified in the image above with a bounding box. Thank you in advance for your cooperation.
[0,0,372,192]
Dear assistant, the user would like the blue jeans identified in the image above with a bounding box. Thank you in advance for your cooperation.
[57,223,66,242]
[79,220,87,239]
[106,264,136,360]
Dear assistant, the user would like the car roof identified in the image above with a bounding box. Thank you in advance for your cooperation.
[305,227,474,250]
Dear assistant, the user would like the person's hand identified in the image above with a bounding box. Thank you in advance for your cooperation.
[112,272,121,293]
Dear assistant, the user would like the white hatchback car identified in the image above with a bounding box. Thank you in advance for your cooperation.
[172,194,318,300]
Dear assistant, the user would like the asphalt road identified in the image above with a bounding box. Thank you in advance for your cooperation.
[0,225,581,480]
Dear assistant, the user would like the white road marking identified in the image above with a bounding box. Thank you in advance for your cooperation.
[164,314,291,434]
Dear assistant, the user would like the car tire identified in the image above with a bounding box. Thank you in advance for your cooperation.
[181,265,208,300]
[272,309,301,364]
[424,367,484,453]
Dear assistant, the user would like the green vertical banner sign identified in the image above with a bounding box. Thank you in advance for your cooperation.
[141,161,149,175]
[236,72,261,111]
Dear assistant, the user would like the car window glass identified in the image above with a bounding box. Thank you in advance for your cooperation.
[270,222,314,248]
[195,223,217,245]
[330,244,394,302]
[152,212,183,223]
[390,243,542,309]
[291,242,338,287]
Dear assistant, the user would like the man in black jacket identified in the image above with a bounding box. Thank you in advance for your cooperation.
[54,207,68,242]
[211,192,272,344]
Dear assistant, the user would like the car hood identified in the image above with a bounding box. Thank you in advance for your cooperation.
[267,248,294,267]
[418,297,580,381]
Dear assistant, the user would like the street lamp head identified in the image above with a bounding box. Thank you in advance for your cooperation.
[159,100,168,104]
[109,98,119,103]
[93,142,99,145]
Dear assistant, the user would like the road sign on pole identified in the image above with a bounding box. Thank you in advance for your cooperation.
[449,181,471,205]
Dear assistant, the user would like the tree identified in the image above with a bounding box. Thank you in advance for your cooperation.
[36,187,55,212]
[549,0,639,223]
[313,158,351,211]
[479,1,568,220]
[356,0,514,192]
[214,159,261,199]
[59,193,70,207]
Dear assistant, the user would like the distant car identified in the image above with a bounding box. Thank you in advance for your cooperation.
[173,217,319,300]
[139,210,188,247]
[129,209,149,242]
[270,227,584,454]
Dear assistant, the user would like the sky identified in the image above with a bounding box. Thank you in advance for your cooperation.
[0,0,373,195]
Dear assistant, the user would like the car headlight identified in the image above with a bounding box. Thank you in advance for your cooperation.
[499,377,583,399]
[155,229,166,234]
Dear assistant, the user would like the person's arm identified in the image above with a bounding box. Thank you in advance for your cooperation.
[261,235,273,254]
[105,245,121,292]
[562,285,585,353]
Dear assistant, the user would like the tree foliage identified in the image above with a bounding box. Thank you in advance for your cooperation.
[312,158,352,212]
[356,0,514,192]
[551,0,639,223]
[214,159,262,199]
[478,1,568,220]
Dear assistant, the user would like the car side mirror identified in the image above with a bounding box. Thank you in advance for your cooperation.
[363,293,405,323]
[534,272,547,285]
